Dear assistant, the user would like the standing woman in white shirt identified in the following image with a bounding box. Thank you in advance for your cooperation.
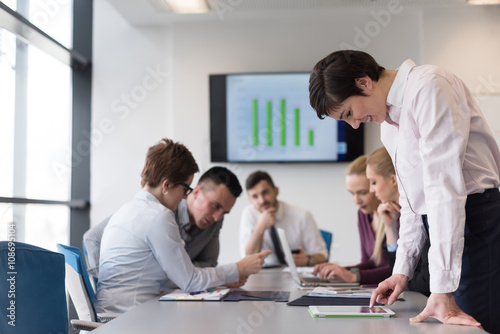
[309,50,500,332]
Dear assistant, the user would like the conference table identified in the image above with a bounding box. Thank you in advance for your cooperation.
[92,268,485,334]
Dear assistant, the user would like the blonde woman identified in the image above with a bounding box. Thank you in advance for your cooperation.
[367,147,430,297]
[366,147,400,263]
[313,155,391,285]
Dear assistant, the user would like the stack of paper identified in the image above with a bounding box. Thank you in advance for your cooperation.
[160,288,230,301]
[308,287,374,298]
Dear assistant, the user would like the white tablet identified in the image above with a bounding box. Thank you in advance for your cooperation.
[308,306,395,318]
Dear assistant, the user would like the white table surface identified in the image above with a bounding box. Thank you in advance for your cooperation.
[92,267,485,334]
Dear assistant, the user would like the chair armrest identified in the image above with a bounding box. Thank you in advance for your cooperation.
[97,312,120,323]
[70,319,102,331]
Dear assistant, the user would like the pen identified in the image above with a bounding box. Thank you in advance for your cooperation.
[189,291,206,296]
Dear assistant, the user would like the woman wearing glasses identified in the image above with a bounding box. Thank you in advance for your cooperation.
[313,155,391,285]
[96,138,270,314]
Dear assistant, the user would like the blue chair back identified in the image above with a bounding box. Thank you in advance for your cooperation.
[320,229,333,261]
[56,244,96,314]
[81,240,99,289]
[0,241,68,334]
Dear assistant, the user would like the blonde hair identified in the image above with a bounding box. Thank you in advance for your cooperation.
[371,217,386,266]
[345,155,367,175]
[366,147,396,266]
[366,147,395,178]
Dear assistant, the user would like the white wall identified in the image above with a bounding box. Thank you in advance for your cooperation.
[169,8,421,265]
[92,0,173,221]
[92,2,500,266]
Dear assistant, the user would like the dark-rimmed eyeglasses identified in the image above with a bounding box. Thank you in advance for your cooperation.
[177,182,194,196]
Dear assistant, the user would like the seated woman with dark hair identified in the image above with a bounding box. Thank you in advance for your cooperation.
[95,138,270,314]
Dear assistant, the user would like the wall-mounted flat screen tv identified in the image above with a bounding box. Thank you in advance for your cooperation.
[209,72,363,163]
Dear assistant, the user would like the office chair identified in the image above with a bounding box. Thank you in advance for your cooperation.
[81,241,97,293]
[319,229,333,261]
[56,244,118,332]
[0,241,68,334]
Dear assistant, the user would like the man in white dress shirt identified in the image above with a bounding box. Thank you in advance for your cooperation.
[240,171,328,267]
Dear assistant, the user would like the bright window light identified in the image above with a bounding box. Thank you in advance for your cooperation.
[468,0,500,4]
[164,0,210,13]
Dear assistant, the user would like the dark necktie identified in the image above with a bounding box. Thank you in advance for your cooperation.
[269,226,286,264]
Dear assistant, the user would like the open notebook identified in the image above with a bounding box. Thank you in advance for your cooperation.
[277,227,359,288]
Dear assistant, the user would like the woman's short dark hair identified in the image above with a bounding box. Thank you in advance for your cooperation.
[140,138,199,188]
[309,50,385,119]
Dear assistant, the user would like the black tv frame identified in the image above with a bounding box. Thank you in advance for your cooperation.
[209,73,364,163]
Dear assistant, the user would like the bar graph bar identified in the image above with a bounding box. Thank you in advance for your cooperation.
[266,101,272,146]
[250,99,315,148]
[294,108,300,146]
[253,99,258,146]
[281,99,286,146]
[226,73,341,162]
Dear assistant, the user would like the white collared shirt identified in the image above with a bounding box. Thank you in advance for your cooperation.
[382,59,500,293]
[96,190,239,314]
[239,200,328,266]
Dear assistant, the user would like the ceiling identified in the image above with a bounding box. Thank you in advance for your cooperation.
[107,0,470,26]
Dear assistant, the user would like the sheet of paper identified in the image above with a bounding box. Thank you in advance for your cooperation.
[308,287,373,298]
[159,288,230,301]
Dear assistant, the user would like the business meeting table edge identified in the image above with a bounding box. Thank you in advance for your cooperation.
[92,267,485,334]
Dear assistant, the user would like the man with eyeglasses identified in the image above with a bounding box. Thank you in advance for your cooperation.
[174,166,244,270]
[84,167,250,281]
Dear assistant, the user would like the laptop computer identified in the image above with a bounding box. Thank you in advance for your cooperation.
[277,227,359,288]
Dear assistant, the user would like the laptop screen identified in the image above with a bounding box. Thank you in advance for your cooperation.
[276,227,303,284]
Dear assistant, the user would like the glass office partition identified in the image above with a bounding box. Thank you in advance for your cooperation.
[0,0,92,251]
[0,203,69,252]
[1,0,73,48]
[0,27,16,198]
[0,26,72,250]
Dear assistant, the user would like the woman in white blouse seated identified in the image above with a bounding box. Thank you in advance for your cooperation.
[96,138,270,314]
